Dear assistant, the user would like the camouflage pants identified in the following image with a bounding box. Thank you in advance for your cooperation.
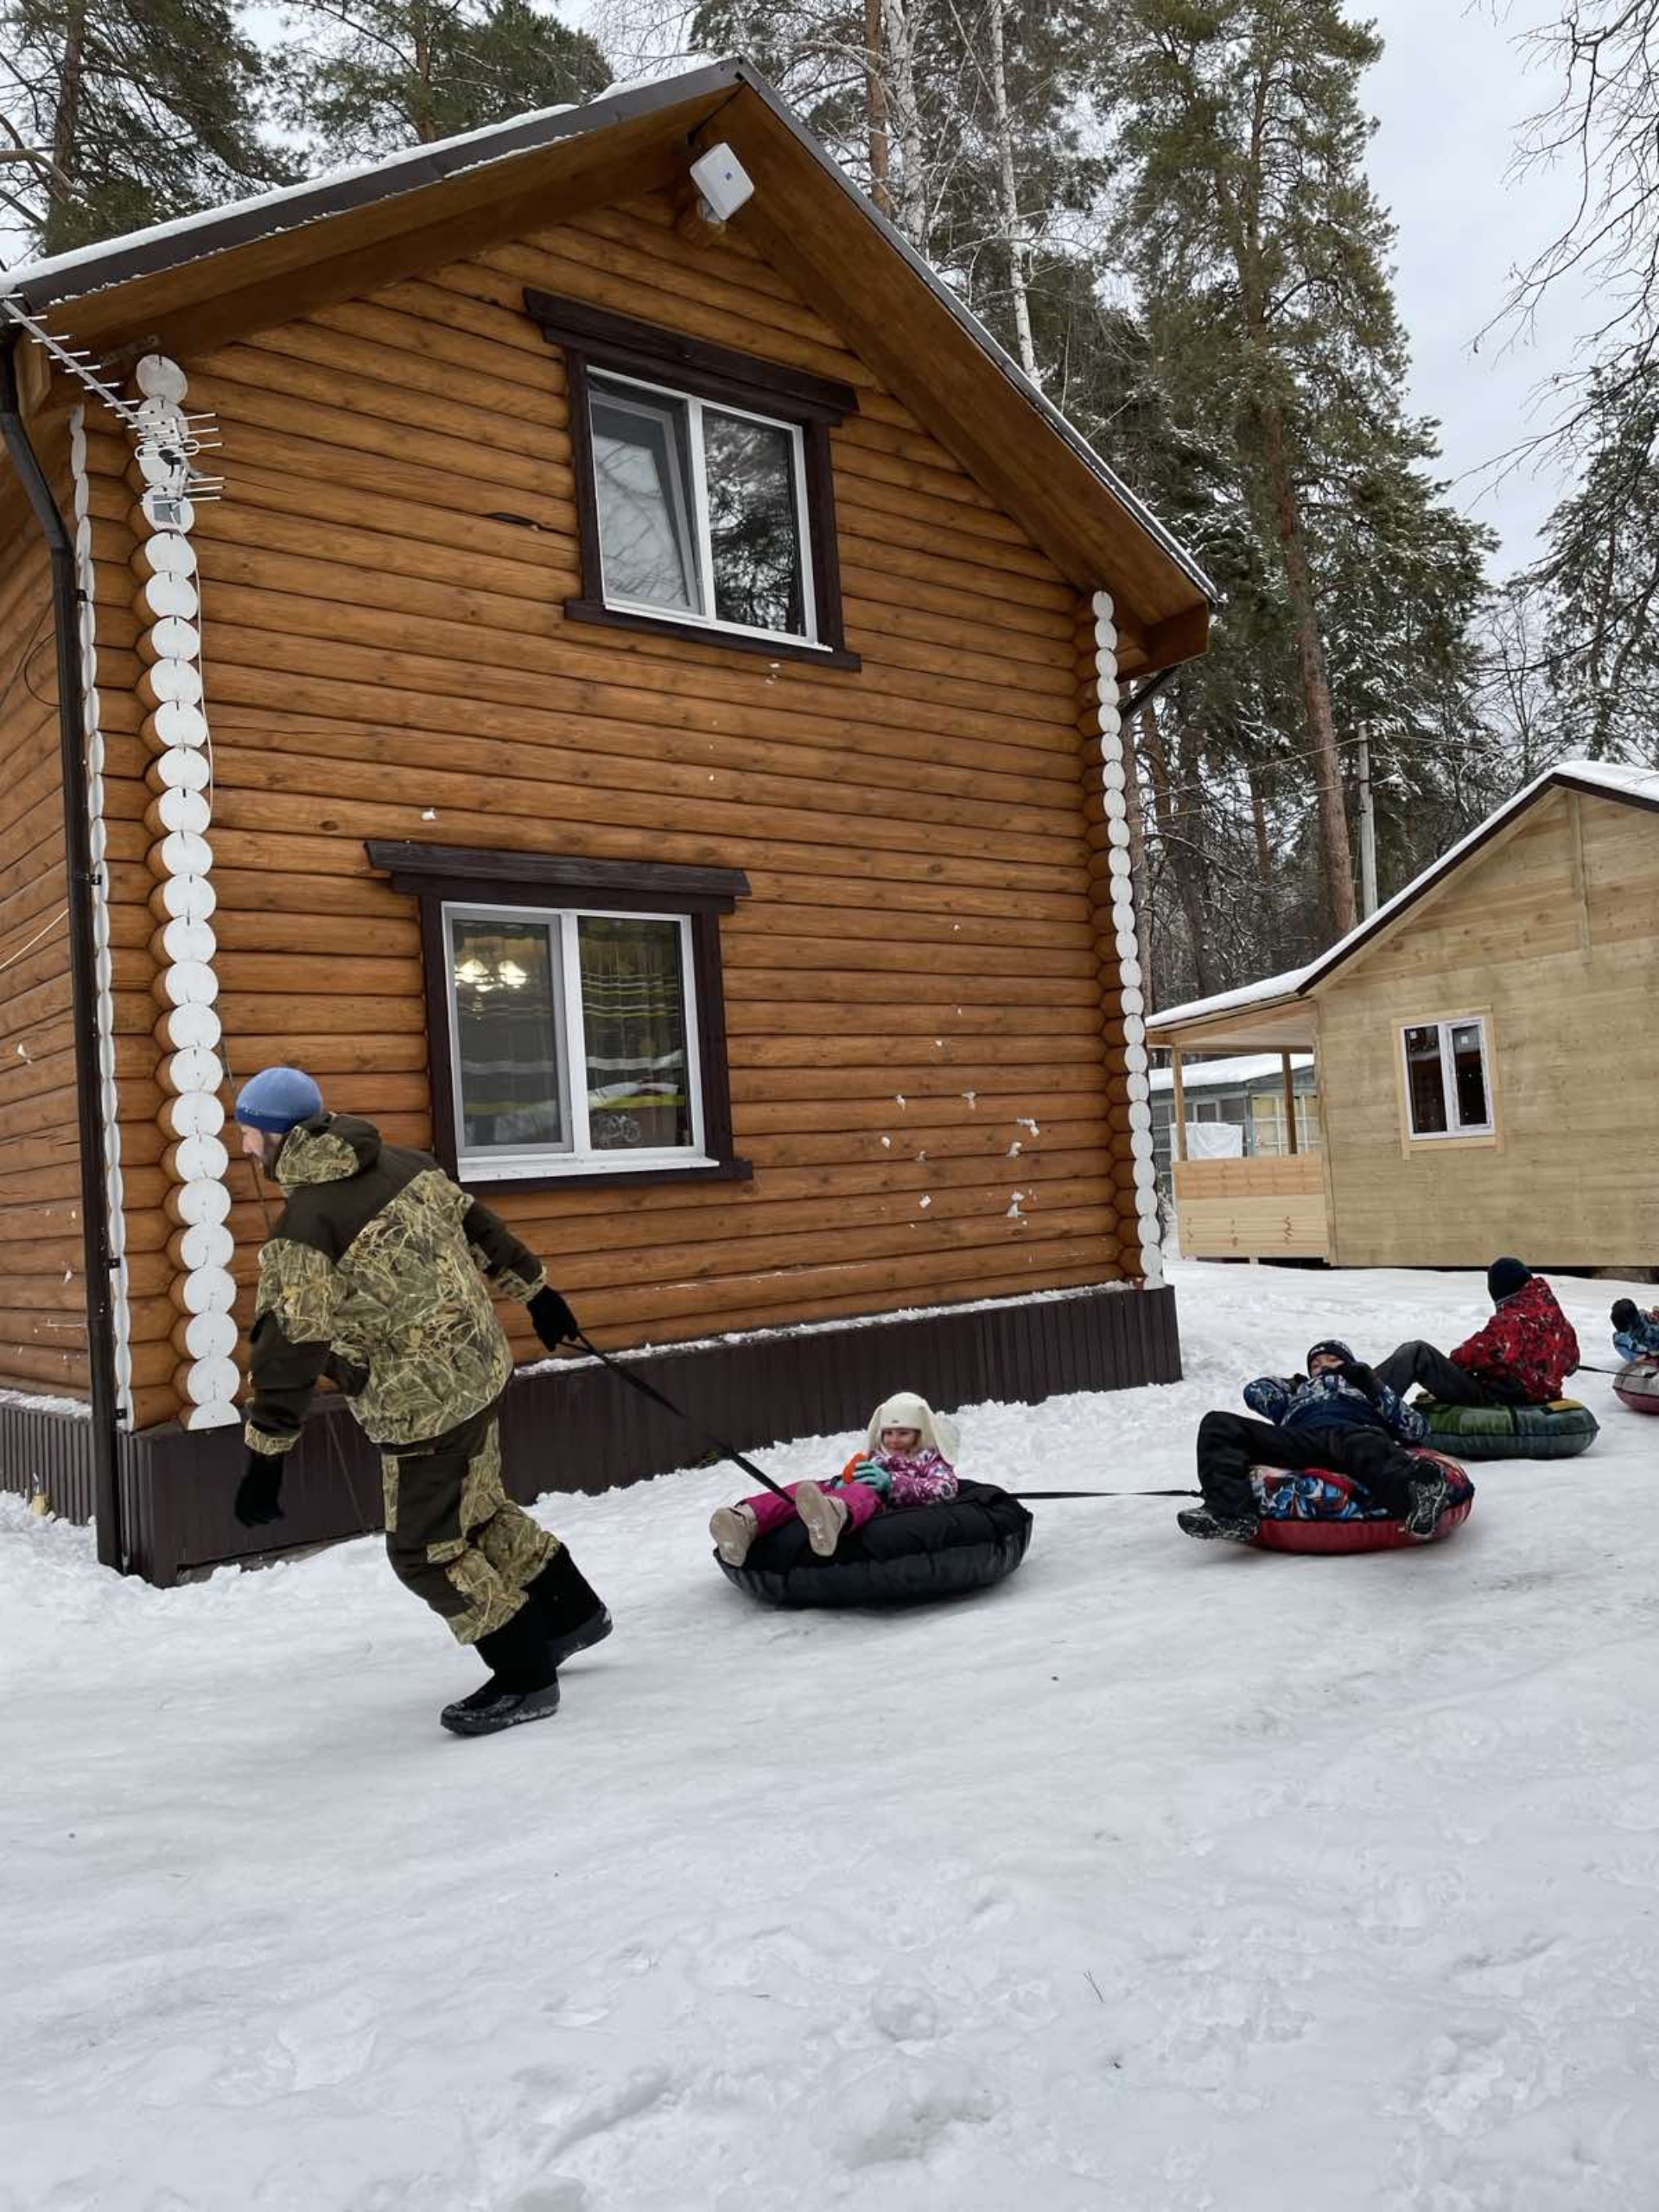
[381,1399,558,1644]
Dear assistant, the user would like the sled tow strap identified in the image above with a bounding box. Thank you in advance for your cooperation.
[569,1331,791,1498]
[569,1334,1199,1503]
[1011,1488,1201,1500]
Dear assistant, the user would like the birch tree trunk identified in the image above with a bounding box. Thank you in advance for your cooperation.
[986,0,1037,377]
[880,0,929,246]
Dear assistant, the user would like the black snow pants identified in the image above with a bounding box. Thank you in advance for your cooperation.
[1374,1340,1525,1411]
[1196,1411,1428,1522]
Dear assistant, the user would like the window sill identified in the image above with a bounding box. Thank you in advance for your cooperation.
[564,597,860,671]
[458,1154,753,1195]
[1402,1131,1500,1154]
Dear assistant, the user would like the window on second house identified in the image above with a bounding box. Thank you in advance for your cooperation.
[446,903,706,1179]
[588,371,812,642]
[1402,1017,1494,1140]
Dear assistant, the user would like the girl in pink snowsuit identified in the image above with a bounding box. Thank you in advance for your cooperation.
[710,1391,960,1565]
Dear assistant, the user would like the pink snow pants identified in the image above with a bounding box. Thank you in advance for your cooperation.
[742,1479,885,1538]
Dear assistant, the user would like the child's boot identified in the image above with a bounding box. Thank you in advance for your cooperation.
[795,1480,850,1557]
[1177,1503,1260,1545]
[710,1502,760,1566]
[1403,1466,1452,1541]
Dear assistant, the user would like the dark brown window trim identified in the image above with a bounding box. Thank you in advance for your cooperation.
[457,1158,753,1198]
[367,842,750,908]
[524,289,860,422]
[367,841,751,1190]
[563,596,861,671]
[530,288,856,661]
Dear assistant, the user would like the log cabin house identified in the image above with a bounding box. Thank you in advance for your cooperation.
[1148,761,1659,1270]
[0,62,1212,1581]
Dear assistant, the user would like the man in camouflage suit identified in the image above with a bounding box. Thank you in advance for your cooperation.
[231,1065,607,1737]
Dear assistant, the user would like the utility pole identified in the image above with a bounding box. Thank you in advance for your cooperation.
[1356,727,1378,920]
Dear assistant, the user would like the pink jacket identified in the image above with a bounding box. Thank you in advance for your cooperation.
[837,1446,959,1507]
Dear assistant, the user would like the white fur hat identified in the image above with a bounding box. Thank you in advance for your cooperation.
[867,1391,960,1461]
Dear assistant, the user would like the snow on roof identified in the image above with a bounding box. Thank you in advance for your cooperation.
[1,97,602,300]
[1147,1052,1314,1094]
[1149,759,1659,1035]
[1148,964,1311,1032]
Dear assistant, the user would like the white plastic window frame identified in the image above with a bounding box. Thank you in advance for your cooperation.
[443,899,710,1181]
[1400,1014,1494,1141]
[588,366,819,650]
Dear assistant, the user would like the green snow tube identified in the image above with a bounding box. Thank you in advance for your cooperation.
[1414,1395,1599,1461]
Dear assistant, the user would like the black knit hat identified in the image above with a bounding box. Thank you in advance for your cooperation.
[1488,1257,1532,1303]
[1306,1338,1356,1369]
[1612,1298,1641,1331]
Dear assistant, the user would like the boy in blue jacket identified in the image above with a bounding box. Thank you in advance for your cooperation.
[1611,1299,1659,1363]
[1180,1338,1448,1547]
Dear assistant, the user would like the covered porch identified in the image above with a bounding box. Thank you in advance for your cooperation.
[1147,979,1329,1262]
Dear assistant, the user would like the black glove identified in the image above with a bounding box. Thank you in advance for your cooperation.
[1340,1360,1382,1403]
[528,1285,580,1351]
[234,1450,286,1529]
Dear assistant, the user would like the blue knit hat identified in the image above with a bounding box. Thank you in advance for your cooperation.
[235,1065,323,1135]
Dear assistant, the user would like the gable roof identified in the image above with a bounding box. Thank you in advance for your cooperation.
[2,60,1212,674]
[1149,759,1659,1041]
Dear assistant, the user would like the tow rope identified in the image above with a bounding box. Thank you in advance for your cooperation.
[569,1332,1200,1503]
[570,1330,791,1498]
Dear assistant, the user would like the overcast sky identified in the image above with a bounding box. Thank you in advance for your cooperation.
[1360,0,1590,577]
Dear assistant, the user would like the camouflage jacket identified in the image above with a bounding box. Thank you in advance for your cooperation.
[244,1115,545,1456]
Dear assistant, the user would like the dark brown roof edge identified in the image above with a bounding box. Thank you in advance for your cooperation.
[5,62,747,315]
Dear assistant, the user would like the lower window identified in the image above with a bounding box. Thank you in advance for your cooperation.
[447,903,707,1179]
[1402,1017,1493,1139]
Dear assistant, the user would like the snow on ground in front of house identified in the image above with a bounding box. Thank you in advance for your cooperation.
[5,1260,1659,2212]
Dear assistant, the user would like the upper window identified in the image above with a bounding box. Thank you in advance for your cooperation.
[588,371,810,640]
[1402,1018,1493,1140]
[367,841,752,1192]
[524,289,859,668]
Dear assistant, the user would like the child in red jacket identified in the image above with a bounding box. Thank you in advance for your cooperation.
[1376,1259,1580,1409]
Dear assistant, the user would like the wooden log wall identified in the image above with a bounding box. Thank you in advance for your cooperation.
[0,458,93,1402]
[99,188,1139,1424]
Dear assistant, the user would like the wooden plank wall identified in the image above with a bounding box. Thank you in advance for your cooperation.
[93,188,1135,1425]
[1173,1155,1330,1261]
[1318,788,1659,1267]
[0,485,90,1399]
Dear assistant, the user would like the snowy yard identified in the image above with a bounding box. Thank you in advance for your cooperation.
[5,1259,1658,2212]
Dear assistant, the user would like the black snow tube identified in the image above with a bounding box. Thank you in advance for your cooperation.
[717,1479,1034,1610]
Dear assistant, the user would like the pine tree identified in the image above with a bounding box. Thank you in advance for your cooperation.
[0,0,295,257]
[1531,365,1659,766]
[1102,0,1419,938]
[282,0,611,164]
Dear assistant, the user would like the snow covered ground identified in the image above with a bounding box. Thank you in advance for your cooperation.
[5,1260,1659,2212]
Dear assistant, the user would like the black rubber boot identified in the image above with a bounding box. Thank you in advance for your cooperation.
[1177,1504,1261,1546]
[525,1545,613,1669]
[440,1603,562,1738]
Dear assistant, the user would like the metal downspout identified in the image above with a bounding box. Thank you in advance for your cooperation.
[0,331,124,1570]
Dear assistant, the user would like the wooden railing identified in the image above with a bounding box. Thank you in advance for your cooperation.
[1172,1152,1329,1261]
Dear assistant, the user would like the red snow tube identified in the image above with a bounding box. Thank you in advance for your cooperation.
[1614,1359,1659,1415]
[1249,1448,1473,1554]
